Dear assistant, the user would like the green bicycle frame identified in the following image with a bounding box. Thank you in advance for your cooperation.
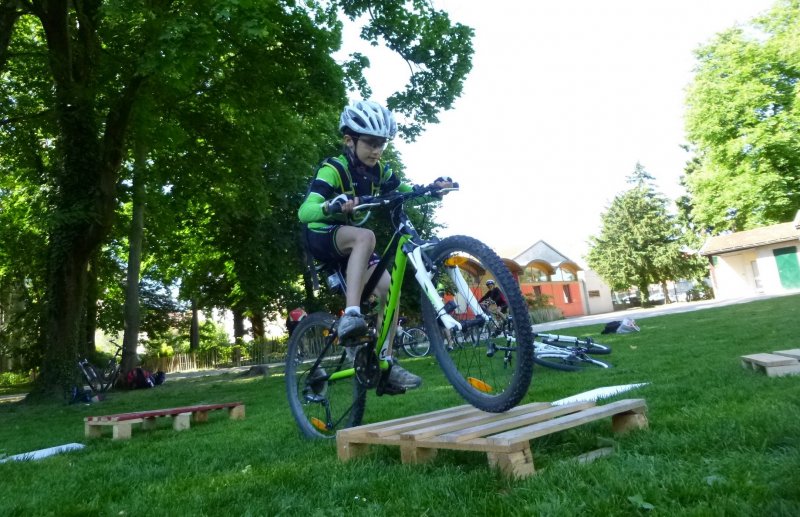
[323,198,466,384]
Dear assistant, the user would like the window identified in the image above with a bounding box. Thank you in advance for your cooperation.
[562,284,573,303]
[556,267,576,281]
[522,265,549,283]
[533,285,542,297]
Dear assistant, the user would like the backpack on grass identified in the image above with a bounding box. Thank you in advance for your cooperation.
[601,318,640,334]
[126,367,155,389]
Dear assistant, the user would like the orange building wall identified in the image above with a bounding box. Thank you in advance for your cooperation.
[519,281,585,318]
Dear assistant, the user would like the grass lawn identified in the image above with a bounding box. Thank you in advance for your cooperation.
[1,295,799,516]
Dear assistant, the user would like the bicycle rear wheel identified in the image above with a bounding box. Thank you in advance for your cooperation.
[285,312,366,439]
[402,327,430,357]
[421,235,534,413]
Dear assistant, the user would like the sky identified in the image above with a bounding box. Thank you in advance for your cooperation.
[342,0,777,265]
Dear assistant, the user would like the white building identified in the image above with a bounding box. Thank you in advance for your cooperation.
[699,210,800,299]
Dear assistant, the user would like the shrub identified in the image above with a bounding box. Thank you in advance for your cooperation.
[529,307,564,324]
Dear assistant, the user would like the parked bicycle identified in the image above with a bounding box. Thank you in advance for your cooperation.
[75,340,123,397]
[394,317,430,358]
[285,184,535,438]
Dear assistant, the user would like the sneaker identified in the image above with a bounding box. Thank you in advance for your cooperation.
[337,312,367,341]
[387,363,422,390]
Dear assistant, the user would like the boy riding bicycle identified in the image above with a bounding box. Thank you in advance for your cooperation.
[298,99,452,391]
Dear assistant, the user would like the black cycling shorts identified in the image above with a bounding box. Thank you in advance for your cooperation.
[304,225,380,268]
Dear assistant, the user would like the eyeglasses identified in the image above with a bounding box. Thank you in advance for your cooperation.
[357,137,388,151]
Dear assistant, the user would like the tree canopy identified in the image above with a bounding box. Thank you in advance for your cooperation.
[0,0,474,394]
[684,0,800,233]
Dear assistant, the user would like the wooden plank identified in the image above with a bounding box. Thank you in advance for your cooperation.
[337,404,475,439]
[398,402,552,442]
[740,353,798,367]
[487,399,647,446]
[773,349,800,360]
[85,402,244,423]
[430,401,596,444]
[763,364,800,377]
[365,406,483,438]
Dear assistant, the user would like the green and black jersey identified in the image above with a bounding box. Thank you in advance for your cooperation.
[298,154,412,231]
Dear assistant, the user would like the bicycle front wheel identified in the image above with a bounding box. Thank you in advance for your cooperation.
[285,312,366,439]
[421,235,534,413]
[402,327,431,357]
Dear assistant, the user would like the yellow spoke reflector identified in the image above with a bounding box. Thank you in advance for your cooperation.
[444,256,469,267]
[467,377,493,393]
[310,417,329,431]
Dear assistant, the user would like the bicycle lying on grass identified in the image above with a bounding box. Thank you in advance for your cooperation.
[486,327,613,371]
[285,184,535,438]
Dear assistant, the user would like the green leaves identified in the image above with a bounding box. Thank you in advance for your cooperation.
[337,0,474,140]
[1,0,474,389]
[684,0,800,233]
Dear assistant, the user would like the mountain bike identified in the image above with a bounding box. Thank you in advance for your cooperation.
[79,341,123,394]
[285,184,535,438]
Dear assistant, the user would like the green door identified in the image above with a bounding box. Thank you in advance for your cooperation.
[773,246,800,289]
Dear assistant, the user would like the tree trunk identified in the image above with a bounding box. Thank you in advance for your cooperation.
[34,3,143,396]
[189,299,200,351]
[121,142,147,374]
[232,309,245,366]
[83,254,99,358]
[249,311,265,340]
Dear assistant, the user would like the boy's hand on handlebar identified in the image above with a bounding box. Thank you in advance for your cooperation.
[325,193,358,214]
[434,176,456,194]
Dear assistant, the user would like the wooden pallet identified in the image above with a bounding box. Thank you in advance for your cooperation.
[337,398,648,478]
[84,402,245,440]
[741,350,800,377]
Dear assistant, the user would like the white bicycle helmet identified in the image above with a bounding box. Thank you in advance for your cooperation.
[339,100,397,139]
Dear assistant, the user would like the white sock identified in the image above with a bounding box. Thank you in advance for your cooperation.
[345,306,361,316]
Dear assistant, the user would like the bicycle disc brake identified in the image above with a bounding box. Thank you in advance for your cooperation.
[354,346,381,388]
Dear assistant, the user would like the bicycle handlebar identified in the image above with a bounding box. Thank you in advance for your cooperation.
[327,183,459,214]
